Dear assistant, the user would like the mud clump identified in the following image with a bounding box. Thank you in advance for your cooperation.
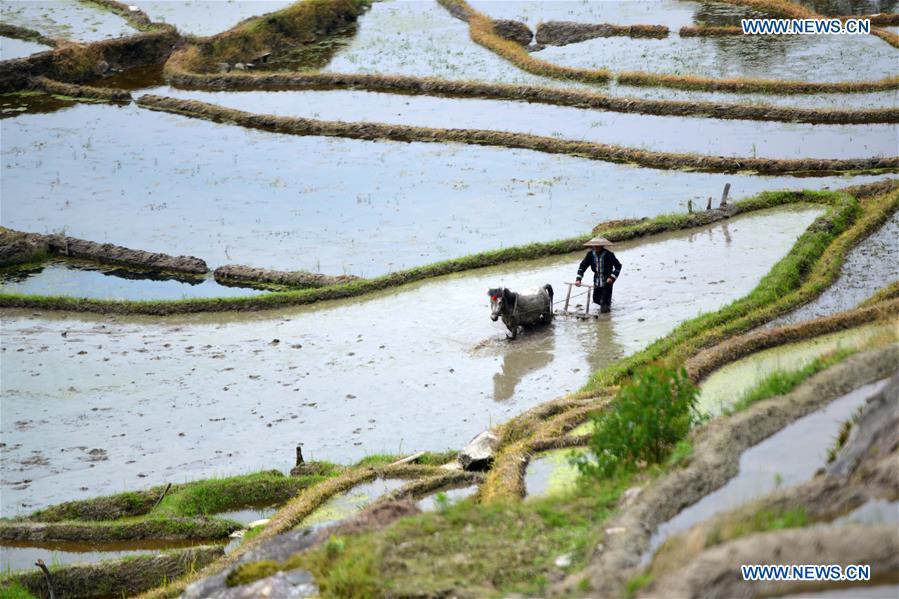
[492,19,533,45]
[214,264,359,289]
[0,228,49,267]
[0,28,179,92]
[43,233,207,274]
[536,21,668,45]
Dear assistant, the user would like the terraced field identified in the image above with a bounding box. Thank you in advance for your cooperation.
[0,1,896,598]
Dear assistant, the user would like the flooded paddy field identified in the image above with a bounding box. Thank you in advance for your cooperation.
[524,447,585,498]
[535,32,893,83]
[646,377,891,562]
[468,0,764,29]
[0,538,222,573]
[127,0,295,36]
[698,322,895,415]
[0,0,137,42]
[792,0,898,14]
[299,478,406,527]
[770,209,898,327]
[0,259,268,301]
[149,87,899,160]
[0,207,821,514]
[0,36,51,61]
[1,102,881,276]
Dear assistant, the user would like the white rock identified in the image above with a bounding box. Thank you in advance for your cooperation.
[555,554,572,568]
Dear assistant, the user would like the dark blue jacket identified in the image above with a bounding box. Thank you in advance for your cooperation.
[576,249,622,288]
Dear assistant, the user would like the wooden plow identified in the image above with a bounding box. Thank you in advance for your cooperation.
[555,282,601,319]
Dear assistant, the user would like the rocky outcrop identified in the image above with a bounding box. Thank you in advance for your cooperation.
[458,430,499,471]
[213,264,359,289]
[0,228,49,267]
[492,19,533,45]
[536,21,668,46]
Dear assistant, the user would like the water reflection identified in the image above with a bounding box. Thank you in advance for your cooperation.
[491,325,556,401]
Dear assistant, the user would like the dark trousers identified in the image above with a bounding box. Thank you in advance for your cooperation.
[593,284,613,312]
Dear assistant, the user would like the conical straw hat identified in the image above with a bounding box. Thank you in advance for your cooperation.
[583,236,614,247]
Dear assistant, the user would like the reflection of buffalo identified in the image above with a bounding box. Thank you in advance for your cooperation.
[492,329,555,402]
[488,285,554,340]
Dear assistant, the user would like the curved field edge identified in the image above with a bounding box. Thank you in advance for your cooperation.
[436,0,899,94]
[129,94,899,175]
[478,186,899,502]
[126,186,897,598]
[2,183,891,315]
[162,70,899,126]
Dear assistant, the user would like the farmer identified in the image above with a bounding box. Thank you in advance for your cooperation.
[574,236,622,313]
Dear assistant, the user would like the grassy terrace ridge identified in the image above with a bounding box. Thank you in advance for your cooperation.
[162,70,899,126]
[2,185,893,316]
[171,0,370,71]
[1,545,223,599]
[0,23,58,48]
[437,0,899,94]
[477,186,898,502]
[128,186,898,598]
[132,95,898,175]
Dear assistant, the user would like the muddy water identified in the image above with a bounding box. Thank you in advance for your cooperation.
[0,259,269,300]
[0,92,78,119]
[536,32,893,84]
[524,448,586,498]
[0,0,137,42]
[645,378,891,563]
[469,0,764,29]
[149,87,898,160]
[698,323,896,415]
[1,102,883,275]
[299,478,407,528]
[416,485,478,511]
[0,36,51,61]
[0,207,821,515]
[0,539,223,573]
[321,0,569,86]
[832,499,899,526]
[604,81,899,110]
[126,1,294,36]
[216,504,279,525]
[313,1,896,110]
[769,210,899,327]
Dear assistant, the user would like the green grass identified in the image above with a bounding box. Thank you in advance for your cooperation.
[153,470,334,518]
[0,189,871,316]
[707,506,809,547]
[0,582,38,599]
[624,573,653,598]
[724,347,858,414]
[226,462,693,596]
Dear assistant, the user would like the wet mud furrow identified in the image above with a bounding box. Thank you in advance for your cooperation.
[136,94,899,175]
[213,265,359,289]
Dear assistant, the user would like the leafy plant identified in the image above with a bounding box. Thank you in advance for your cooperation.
[576,364,699,478]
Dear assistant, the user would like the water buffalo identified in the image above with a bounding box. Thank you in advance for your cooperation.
[488,284,554,339]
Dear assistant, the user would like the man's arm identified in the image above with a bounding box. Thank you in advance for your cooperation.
[575,252,592,285]
[608,254,622,282]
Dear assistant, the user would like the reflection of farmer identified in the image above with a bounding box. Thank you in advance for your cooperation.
[575,236,622,313]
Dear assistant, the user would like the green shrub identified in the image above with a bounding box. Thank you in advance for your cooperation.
[577,365,699,478]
